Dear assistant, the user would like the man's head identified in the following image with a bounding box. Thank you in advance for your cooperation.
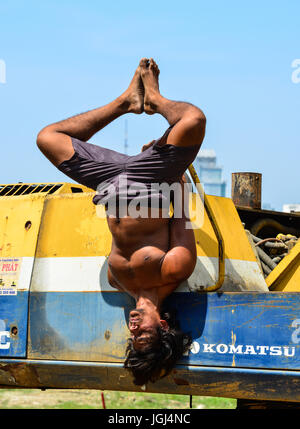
[124,308,192,385]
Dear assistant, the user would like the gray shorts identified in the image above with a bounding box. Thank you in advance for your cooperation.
[57,127,199,206]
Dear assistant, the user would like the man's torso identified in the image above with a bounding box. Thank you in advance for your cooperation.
[106,214,179,299]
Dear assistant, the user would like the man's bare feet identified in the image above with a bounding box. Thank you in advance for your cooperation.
[139,58,161,115]
[121,66,144,114]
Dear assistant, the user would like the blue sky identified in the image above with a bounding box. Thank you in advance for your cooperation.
[0,0,299,210]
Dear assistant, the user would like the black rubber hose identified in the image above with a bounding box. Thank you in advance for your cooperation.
[264,242,288,250]
[260,260,272,276]
[256,246,277,270]
[251,234,262,244]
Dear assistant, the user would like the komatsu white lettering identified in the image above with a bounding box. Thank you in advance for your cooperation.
[203,343,216,353]
[270,346,282,356]
[256,346,269,355]
[228,345,243,354]
[244,345,256,355]
[197,343,294,358]
[216,344,228,354]
[283,346,295,357]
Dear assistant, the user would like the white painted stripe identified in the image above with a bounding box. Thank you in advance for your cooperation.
[30,256,112,292]
[186,257,268,292]
[18,257,35,291]
[30,256,268,292]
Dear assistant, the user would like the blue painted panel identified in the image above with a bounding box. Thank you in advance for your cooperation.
[28,291,135,360]
[0,291,29,357]
[29,291,300,371]
[166,292,300,369]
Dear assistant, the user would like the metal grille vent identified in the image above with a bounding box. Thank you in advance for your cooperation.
[0,183,63,197]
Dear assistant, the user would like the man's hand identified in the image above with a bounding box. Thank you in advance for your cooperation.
[141,140,155,152]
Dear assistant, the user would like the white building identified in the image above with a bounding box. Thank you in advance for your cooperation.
[194,149,226,197]
[282,204,300,213]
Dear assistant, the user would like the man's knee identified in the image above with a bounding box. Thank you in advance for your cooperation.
[167,108,206,147]
[189,109,206,132]
[182,110,206,143]
[36,126,53,151]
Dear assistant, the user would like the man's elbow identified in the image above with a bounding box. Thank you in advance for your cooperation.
[167,261,196,285]
[168,271,190,286]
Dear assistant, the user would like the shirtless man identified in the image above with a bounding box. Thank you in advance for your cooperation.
[36,58,206,385]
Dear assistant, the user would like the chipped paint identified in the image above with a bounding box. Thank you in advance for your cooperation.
[0,362,41,387]
[231,330,236,367]
[1,360,300,403]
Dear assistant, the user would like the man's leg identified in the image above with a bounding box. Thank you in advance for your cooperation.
[140,58,206,148]
[36,66,144,166]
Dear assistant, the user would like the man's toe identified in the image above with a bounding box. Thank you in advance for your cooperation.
[139,58,149,68]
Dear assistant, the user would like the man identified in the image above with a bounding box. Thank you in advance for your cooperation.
[37,58,206,385]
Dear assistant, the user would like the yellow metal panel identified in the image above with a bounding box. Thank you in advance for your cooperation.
[0,181,258,265]
[57,183,93,194]
[33,189,257,263]
[266,240,300,291]
[194,195,257,262]
[35,193,111,258]
[0,195,46,257]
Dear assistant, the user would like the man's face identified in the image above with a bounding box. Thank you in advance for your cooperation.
[128,309,161,351]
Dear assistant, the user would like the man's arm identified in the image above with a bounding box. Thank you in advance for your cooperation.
[160,179,197,284]
[36,97,128,166]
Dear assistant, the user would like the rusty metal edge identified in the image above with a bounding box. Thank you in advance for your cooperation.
[1,359,300,403]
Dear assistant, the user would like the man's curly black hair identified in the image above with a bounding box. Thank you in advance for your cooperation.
[124,309,192,385]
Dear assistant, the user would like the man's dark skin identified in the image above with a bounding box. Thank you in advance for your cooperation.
[37,58,206,351]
